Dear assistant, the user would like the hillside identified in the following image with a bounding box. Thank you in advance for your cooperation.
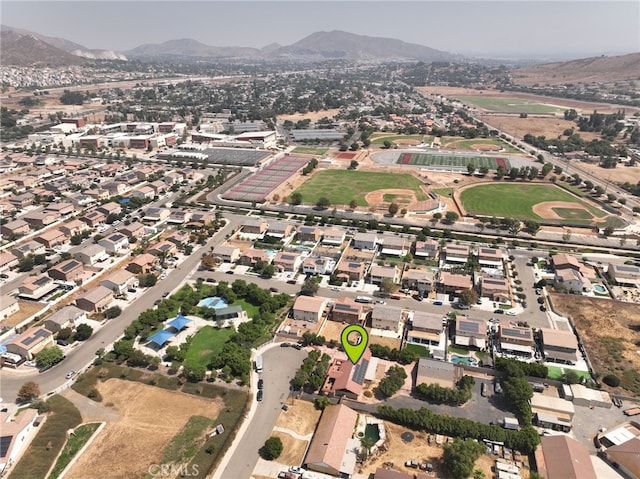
[0,30,87,67]
[125,38,260,60]
[512,52,640,86]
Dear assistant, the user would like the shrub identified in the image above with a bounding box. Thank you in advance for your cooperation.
[260,436,283,460]
[603,374,620,387]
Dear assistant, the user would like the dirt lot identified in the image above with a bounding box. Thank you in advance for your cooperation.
[277,109,342,122]
[275,399,321,436]
[359,422,504,479]
[65,379,222,479]
[3,300,45,327]
[477,114,601,142]
[551,294,640,393]
[571,160,640,185]
[416,86,639,114]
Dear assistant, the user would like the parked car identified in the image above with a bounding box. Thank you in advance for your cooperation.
[506,310,517,316]
[390,295,401,300]
[537,297,545,304]
[481,383,488,397]
[433,300,443,306]
[278,472,296,479]
[66,370,76,379]
[280,342,291,348]
[0,273,8,279]
[257,379,264,390]
[413,294,424,302]
[331,286,341,291]
[56,339,69,347]
[257,390,263,402]
[287,279,297,284]
[400,288,411,294]
[540,305,547,312]
[225,270,234,275]
[494,380,503,394]
[269,287,279,293]
[494,309,505,314]
[289,466,305,474]
[292,343,303,350]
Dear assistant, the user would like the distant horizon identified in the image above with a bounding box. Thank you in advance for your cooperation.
[2,1,639,60]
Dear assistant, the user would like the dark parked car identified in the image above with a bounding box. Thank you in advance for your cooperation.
[540,305,547,312]
[494,309,505,314]
[225,270,234,275]
[257,379,264,389]
[269,287,279,293]
[494,380,503,394]
[537,297,545,304]
[56,339,69,347]
[257,390,263,402]
[413,294,424,302]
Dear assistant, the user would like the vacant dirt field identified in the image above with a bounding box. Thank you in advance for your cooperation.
[277,109,341,122]
[416,86,639,114]
[572,161,640,185]
[551,294,640,393]
[477,114,601,142]
[65,379,222,479]
[3,300,45,327]
[359,422,505,479]
[275,399,321,436]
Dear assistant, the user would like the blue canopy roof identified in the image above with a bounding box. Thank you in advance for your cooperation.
[167,314,193,331]
[147,330,175,347]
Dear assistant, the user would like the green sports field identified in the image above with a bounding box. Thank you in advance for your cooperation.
[291,146,329,155]
[398,152,510,170]
[459,183,606,221]
[442,137,521,154]
[294,170,428,206]
[371,134,433,145]
[460,96,564,114]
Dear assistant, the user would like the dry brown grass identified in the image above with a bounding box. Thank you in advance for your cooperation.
[477,115,601,142]
[271,431,308,466]
[275,399,321,436]
[64,379,222,479]
[551,294,640,390]
[3,300,45,327]
[277,109,341,122]
[570,161,640,185]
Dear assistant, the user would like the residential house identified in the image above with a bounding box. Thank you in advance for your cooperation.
[320,349,374,402]
[97,201,122,217]
[34,229,68,249]
[297,225,321,242]
[22,210,58,228]
[540,328,579,365]
[0,295,20,320]
[499,321,534,358]
[480,274,510,302]
[273,252,302,272]
[238,248,269,267]
[18,274,57,300]
[168,210,191,224]
[416,357,463,388]
[80,210,107,228]
[165,230,189,247]
[292,296,328,323]
[443,244,470,265]
[322,227,346,246]
[551,253,582,272]
[59,219,90,238]
[335,259,366,282]
[352,232,379,250]
[43,305,87,333]
[98,233,129,254]
[102,181,127,196]
[406,311,445,350]
[73,243,108,266]
[131,185,155,200]
[1,219,30,238]
[437,271,473,295]
[118,221,145,240]
[0,409,39,475]
[6,327,54,360]
[43,202,75,217]
[555,268,590,293]
[211,245,241,263]
[369,265,400,285]
[371,304,403,331]
[67,193,95,208]
[148,240,177,258]
[242,218,268,235]
[47,259,84,282]
[100,269,136,295]
[143,207,170,222]
[302,256,335,275]
[0,252,19,272]
[454,316,487,349]
[331,297,366,324]
[266,221,294,239]
[75,286,114,312]
[477,246,504,269]
[414,239,439,260]
[607,263,640,287]
[148,180,168,195]
[380,235,409,257]
[11,241,46,259]
[84,189,109,201]
[187,212,213,227]
[8,192,34,208]
[401,269,435,295]
[304,404,360,478]
[126,253,158,274]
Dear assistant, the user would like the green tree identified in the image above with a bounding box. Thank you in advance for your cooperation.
[75,323,93,341]
[443,439,485,479]
[383,140,392,149]
[458,288,478,306]
[139,273,157,287]
[379,278,397,295]
[445,211,459,224]
[104,306,122,319]
[34,346,64,369]
[360,435,376,459]
[300,277,319,296]
[467,163,476,175]
[289,192,302,205]
[260,436,283,460]
[18,255,35,272]
[18,381,40,402]
[316,197,330,209]
[349,160,359,170]
[388,202,399,216]
[349,199,358,210]
[314,396,331,410]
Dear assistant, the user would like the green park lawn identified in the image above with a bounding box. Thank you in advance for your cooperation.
[291,146,329,155]
[459,183,605,221]
[294,170,427,206]
[371,134,433,145]
[184,326,234,368]
[460,96,564,114]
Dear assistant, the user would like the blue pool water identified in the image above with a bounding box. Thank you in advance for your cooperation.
[593,284,607,294]
[197,297,229,309]
[450,355,478,366]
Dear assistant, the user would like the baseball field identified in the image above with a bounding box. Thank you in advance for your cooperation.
[293,170,428,206]
[458,183,606,222]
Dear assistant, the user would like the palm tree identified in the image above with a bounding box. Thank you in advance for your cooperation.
[360,436,376,460]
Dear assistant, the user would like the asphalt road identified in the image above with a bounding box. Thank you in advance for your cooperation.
[219,346,306,479]
[0,214,243,403]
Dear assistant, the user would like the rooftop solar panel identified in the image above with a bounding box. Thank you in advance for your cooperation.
[501,327,531,338]
[0,436,12,458]
[352,358,369,385]
[21,328,49,346]
[458,319,480,333]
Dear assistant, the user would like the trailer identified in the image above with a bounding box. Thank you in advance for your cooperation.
[624,407,640,416]
[254,355,263,373]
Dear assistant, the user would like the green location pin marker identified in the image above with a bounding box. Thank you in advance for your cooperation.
[340,324,369,364]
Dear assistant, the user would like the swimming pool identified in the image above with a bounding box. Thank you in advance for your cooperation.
[593,284,607,294]
[197,296,229,309]
[450,355,478,366]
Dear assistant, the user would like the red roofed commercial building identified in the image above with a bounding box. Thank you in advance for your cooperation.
[304,404,360,477]
[320,348,373,400]
[535,435,597,479]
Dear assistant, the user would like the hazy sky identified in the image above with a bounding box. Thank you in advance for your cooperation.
[2,1,639,59]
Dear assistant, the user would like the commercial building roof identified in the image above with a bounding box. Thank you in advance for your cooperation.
[537,435,597,479]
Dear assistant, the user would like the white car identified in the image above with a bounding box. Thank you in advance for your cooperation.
[66,371,76,379]
[506,310,517,316]
[289,466,305,474]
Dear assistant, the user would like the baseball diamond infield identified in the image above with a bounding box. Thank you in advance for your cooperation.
[457,183,607,223]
